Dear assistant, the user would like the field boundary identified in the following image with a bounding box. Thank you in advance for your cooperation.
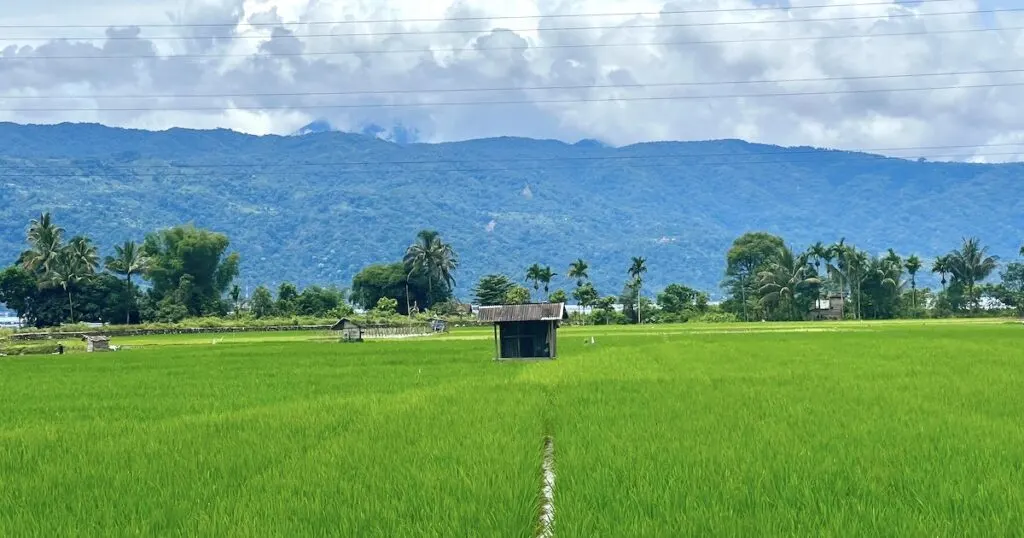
[538,436,556,538]
[7,325,334,341]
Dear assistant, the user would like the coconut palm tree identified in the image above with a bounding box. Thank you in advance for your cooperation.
[628,256,647,324]
[758,247,821,321]
[568,259,589,287]
[21,212,65,274]
[105,240,150,324]
[904,255,922,310]
[403,230,458,307]
[47,246,96,324]
[947,237,999,311]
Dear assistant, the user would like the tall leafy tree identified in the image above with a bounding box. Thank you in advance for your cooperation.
[472,274,516,306]
[904,255,922,310]
[947,237,999,311]
[568,259,589,287]
[572,282,599,322]
[725,232,785,321]
[104,240,149,325]
[142,224,240,317]
[628,256,647,324]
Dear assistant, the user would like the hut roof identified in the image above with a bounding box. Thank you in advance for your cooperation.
[477,303,568,323]
[330,318,361,330]
[81,335,110,342]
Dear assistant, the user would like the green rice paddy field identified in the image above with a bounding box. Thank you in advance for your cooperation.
[2,320,1023,536]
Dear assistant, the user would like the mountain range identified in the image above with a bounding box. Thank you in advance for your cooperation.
[1,122,1021,300]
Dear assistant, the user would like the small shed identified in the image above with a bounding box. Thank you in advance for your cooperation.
[810,294,846,321]
[330,318,364,342]
[477,303,568,360]
[82,335,111,352]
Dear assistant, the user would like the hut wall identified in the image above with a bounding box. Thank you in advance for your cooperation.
[498,321,552,358]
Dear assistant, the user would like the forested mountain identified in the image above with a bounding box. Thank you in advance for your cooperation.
[1,122,1021,298]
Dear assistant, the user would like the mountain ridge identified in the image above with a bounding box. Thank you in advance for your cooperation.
[0,122,1020,299]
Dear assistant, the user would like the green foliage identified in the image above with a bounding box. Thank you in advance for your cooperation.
[990,262,1024,316]
[723,232,786,321]
[656,283,709,322]
[250,286,275,319]
[351,262,443,314]
[472,274,515,306]
[756,245,821,321]
[373,297,399,317]
[142,224,240,317]
[548,289,568,304]
[505,286,531,305]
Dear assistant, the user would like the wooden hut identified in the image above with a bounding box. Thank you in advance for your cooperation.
[330,318,364,342]
[810,294,846,321]
[82,335,111,352]
[477,303,568,360]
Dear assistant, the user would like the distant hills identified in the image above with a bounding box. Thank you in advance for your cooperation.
[1,122,1021,299]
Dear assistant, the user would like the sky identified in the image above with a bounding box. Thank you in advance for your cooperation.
[0,0,1023,161]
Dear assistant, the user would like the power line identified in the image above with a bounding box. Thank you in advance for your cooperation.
[0,150,1020,180]
[0,0,963,29]
[2,142,1021,171]
[3,7,1016,41]
[2,68,1022,100]
[0,81,1021,112]
[0,24,1019,61]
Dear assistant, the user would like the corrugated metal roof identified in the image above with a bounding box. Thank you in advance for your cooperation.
[477,303,567,323]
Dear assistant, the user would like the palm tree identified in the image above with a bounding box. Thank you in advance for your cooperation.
[105,240,150,324]
[539,266,556,293]
[66,236,100,274]
[526,264,544,292]
[568,259,589,287]
[807,241,829,270]
[758,247,821,321]
[846,249,869,320]
[826,238,849,317]
[47,247,95,324]
[947,237,999,311]
[628,256,647,324]
[904,255,922,310]
[403,230,458,307]
[22,212,65,274]
[932,255,951,291]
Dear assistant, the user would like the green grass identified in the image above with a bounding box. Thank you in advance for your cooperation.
[2,320,1023,536]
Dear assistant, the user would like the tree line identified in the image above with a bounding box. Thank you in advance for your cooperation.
[2,212,1022,329]
[718,232,1019,321]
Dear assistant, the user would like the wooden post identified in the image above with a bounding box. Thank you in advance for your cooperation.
[493,324,500,360]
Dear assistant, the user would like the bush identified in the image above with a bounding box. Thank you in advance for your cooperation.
[693,312,739,323]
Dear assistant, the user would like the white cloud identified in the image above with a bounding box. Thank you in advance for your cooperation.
[0,0,1021,160]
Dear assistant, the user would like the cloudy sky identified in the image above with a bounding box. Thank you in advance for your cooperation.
[1,0,1022,160]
